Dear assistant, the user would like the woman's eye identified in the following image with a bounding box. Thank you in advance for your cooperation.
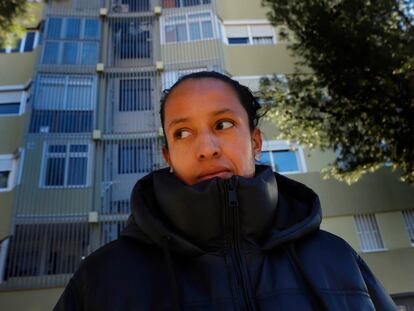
[216,120,234,130]
[174,129,192,139]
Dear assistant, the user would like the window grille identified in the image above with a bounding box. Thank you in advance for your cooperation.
[118,140,153,174]
[354,214,385,252]
[5,224,89,278]
[162,0,211,8]
[30,75,96,133]
[402,210,414,246]
[119,78,152,111]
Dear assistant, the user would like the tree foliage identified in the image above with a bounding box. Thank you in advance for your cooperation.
[260,0,414,185]
[0,0,37,48]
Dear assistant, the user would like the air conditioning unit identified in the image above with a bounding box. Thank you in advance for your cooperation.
[112,4,129,12]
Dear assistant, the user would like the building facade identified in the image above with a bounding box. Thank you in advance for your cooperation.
[0,0,413,310]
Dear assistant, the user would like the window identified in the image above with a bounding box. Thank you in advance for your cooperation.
[354,214,385,252]
[402,210,414,246]
[112,20,151,59]
[162,0,211,8]
[162,11,216,43]
[0,154,21,192]
[118,141,153,174]
[225,23,275,45]
[30,75,95,133]
[5,224,89,277]
[257,140,306,174]
[0,237,9,283]
[0,31,39,54]
[111,0,150,12]
[42,17,100,65]
[41,143,92,187]
[162,68,207,90]
[119,78,152,111]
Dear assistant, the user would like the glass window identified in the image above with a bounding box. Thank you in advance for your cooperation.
[257,151,272,167]
[43,143,89,187]
[43,42,60,64]
[0,171,9,189]
[163,11,214,43]
[23,32,36,52]
[67,157,87,185]
[47,18,62,38]
[201,21,213,38]
[65,18,81,39]
[189,23,201,40]
[272,150,299,172]
[84,19,99,39]
[45,157,65,186]
[81,42,98,65]
[11,39,22,52]
[354,214,385,252]
[0,103,20,115]
[228,37,249,44]
[252,36,273,45]
[62,42,78,64]
[402,210,414,245]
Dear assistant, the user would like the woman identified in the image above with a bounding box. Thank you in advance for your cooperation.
[54,71,397,310]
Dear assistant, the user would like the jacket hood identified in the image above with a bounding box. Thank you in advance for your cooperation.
[121,165,322,255]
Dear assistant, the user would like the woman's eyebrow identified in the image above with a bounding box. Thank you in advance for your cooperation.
[212,108,234,116]
[167,117,189,129]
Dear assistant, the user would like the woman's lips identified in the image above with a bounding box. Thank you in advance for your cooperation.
[198,170,233,182]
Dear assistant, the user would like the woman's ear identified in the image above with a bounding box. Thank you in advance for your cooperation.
[251,128,262,155]
[162,146,171,167]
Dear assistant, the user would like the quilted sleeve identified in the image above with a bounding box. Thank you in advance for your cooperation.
[355,253,398,311]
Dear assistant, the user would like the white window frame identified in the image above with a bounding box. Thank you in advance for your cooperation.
[0,89,28,116]
[354,214,386,252]
[402,210,414,246]
[260,140,307,174]
[223,20,276,46]
[0,153,20,192]
[160,11,218,44]
[39,142,93,188]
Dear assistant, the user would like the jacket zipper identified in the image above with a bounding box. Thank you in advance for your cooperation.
[226,178,255,311]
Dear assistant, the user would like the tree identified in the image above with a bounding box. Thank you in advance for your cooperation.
[0,0,38,48]
[260,0,414,185]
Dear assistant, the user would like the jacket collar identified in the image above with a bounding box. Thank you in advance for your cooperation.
[122,165,321,255]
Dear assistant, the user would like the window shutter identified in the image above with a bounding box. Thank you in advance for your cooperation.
[225,25,248,38]
[250,24,273,37]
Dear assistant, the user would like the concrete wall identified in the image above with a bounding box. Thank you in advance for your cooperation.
[216,0,268,20]
[0,191,14,240]
[0,52,37,86]
[0,287,63,311]
[291,170,414,217]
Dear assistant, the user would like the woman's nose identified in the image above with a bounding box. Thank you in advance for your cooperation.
[196,132,221,160]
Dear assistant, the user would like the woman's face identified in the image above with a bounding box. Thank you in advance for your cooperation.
[162,78,262,185]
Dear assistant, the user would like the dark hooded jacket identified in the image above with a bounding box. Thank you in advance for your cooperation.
[54,165,397,310]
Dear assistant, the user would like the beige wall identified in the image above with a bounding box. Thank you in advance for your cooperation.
[0,191,14,240]
[224,44,299,76]
[0,52,37,86]
[161,39,223,66]
[0,287,63,311]
[291,169,414,217]
[14,137,94,216]
[321,215,360,250]
[362,248,414,295]
[0,116,25,154]
[216,0,268,20]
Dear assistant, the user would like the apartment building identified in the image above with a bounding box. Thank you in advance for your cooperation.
[0,0,413,310]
